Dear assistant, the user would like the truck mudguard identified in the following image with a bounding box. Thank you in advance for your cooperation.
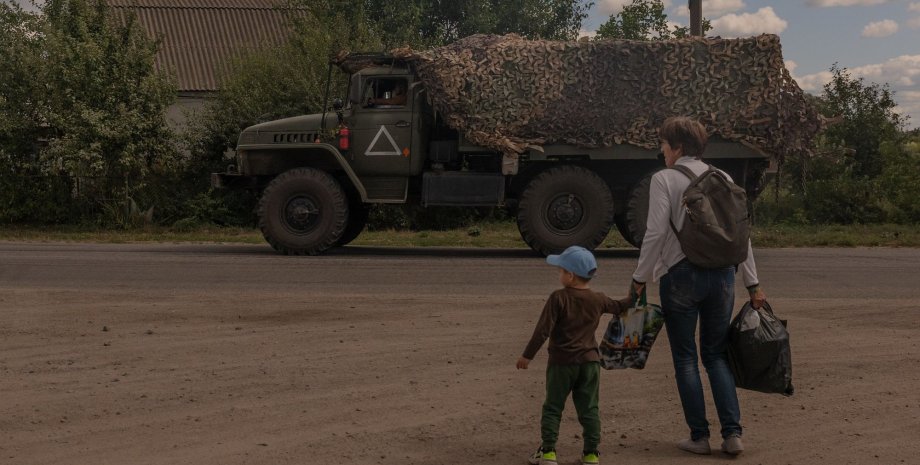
[237,143,369,201]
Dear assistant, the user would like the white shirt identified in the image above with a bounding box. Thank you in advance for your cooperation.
[632,156,759,287]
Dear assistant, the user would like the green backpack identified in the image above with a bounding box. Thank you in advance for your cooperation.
[669,165,750,268]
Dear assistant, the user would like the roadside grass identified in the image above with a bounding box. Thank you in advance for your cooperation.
[0,225,265,244]
[0,222,918,248]
[752,223,920,247]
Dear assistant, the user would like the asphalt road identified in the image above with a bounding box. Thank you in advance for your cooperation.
[1,242,918,465]
[4,242,919,298]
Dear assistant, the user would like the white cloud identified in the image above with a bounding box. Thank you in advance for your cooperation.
[892,91,920,126]
[674,0,746,17]
[861,19,899,38]
[665,20,685,32]
[578,29,597,39]
[851,55,920,86]
[785,60,798,76]
[910,3,920,13]
[807,0,890,6]
[709,7,788,37]
[794,55,920,93]
[908,17,920,29]
[795,71,835,92]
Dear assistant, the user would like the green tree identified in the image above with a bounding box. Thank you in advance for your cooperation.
[877,137,920,222]
[282,0,591,49]
[817,64,904,177]
[595,0,709,40]
[491,0,593,41]
[0,0,178,224]
[759,65,915,224]
[790,65,905,223]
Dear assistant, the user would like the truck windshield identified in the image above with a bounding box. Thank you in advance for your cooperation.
[363,77,408,108]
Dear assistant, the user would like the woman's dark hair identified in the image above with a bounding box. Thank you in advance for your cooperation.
[659,116,708,159]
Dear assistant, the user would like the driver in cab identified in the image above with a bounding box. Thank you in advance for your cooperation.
[368,82,407,106]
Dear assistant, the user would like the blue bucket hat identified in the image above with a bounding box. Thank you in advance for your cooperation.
[546,245,597,279]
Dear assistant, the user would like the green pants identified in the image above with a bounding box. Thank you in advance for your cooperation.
[541,361,601,452]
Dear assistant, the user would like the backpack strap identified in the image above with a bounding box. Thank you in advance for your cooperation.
[667,164,703,235]
[669,164,699,181]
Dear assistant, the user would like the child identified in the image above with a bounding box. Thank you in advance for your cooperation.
[517,246,633,465]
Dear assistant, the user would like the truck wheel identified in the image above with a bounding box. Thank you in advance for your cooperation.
[257,168,348,255]
[516,165,614,256]
[616,171,657,248]
[336,204,370,247]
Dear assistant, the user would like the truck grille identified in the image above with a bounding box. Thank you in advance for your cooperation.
[272,132,319,144]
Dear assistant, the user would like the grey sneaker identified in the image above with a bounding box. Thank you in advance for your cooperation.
[677,437,712,455]
[721,434,744,455]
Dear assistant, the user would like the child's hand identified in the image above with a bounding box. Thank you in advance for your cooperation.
[516,356,531,369]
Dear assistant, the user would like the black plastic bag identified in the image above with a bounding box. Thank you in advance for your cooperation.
[727,301,794,396]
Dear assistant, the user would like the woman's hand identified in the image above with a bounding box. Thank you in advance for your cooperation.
[629,279,645,303]
[749,286,766,309]
[516,356,531,370]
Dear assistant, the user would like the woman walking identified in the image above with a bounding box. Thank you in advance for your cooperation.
[629,117,766,456]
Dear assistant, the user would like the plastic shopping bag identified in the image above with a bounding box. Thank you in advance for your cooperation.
[727,301,794,396]
[600,293,664,370]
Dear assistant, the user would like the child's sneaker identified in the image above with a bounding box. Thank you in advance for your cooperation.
[581,450,600,465]
[528,447,558,465]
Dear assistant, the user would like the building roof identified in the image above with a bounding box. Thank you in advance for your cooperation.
[107,0,298,92]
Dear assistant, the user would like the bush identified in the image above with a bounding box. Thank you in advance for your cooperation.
[752,185,808,226]
[803,178,887,223]
[756,135,920,225]
[0,0,179,225]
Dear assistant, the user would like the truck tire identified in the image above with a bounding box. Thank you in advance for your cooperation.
[615,170,657,248]
[336,204,370,247]
[516,165,614,256]
[257,168,348,255]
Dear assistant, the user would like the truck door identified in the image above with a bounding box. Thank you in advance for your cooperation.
[348,77,414,176]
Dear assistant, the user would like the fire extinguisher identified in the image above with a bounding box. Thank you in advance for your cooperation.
[337,126,350,151]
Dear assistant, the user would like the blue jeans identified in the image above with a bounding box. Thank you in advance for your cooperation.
[660,260,742,440]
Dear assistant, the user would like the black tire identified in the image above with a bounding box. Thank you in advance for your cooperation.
[257,168,348,255]
[336,204,370,247]
[616,170,658,248]
[516,165,614,256]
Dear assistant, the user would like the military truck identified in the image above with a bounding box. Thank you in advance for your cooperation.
[211,35,818,256]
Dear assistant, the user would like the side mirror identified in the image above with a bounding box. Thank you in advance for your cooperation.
[333,98,344,111]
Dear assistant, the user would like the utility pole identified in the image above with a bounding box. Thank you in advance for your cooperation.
[689,0,702,37]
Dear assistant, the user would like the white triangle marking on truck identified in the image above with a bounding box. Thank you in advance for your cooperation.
[365,126,402,156]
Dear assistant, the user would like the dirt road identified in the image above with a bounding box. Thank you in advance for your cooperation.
[1,243,918,465]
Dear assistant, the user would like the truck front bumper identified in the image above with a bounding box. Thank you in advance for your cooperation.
[211,172,257,189]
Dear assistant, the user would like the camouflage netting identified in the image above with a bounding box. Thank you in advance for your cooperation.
[390,34,822,162]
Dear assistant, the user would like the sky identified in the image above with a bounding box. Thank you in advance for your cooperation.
[584,0,920,128]
[10,0,920,127]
